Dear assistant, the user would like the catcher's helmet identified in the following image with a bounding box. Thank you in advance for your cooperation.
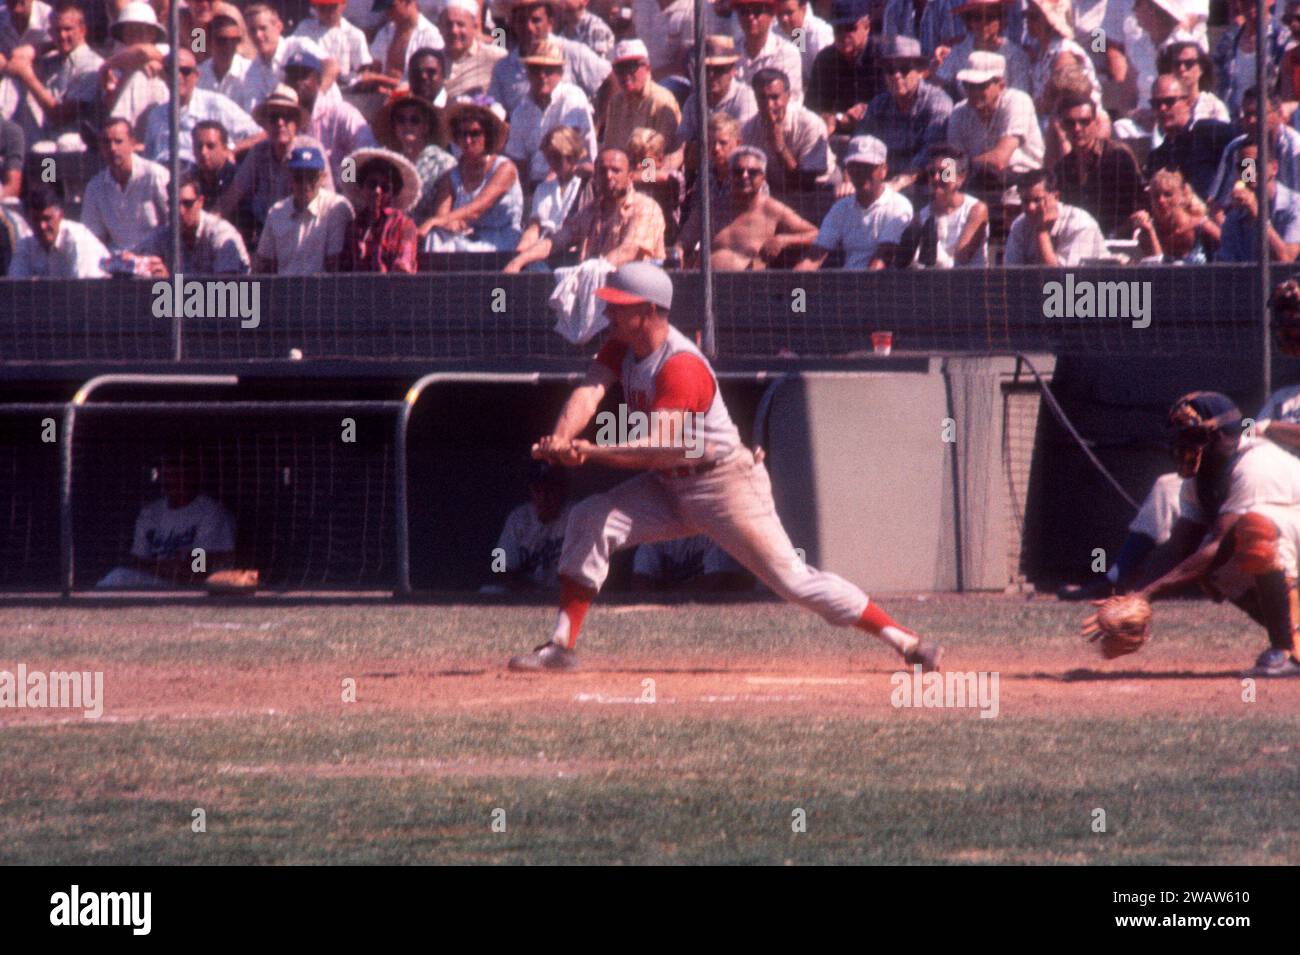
[1168,391,1242,478]
[1269,278,1300,357]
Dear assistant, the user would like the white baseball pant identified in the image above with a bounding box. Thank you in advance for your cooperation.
[557,447,871,626]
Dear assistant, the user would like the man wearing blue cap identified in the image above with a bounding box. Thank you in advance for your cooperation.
[806,0,880,135]
[284,47,377,183]
[255,144,355,273]
[509,260,943,674]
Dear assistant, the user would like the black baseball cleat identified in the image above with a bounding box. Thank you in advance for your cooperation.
[1057,580,1117,602]
[508,641,580,672]
[903,641,942,673]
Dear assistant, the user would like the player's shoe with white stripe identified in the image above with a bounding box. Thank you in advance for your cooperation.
[903,640,943,673]
[508,641,580,672]
[1243,648,1300,677]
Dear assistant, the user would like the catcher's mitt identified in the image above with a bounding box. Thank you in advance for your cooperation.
[206,568,259,596]
[1081,594,1152,659]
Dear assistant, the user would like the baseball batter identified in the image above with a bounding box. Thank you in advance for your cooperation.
[508,261,943,672]
[1132,391,1300,677]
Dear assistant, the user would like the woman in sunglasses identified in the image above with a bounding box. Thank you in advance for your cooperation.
[342,148,421,272]
[1155,41,1228,130]
[374,91,455,226]
[420,96,524,252]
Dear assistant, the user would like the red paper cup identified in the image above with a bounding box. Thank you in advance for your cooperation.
[871,331,893,356]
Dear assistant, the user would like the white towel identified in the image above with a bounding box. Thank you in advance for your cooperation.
[549,257,616,345]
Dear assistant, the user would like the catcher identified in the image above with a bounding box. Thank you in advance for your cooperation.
[1087,391,1300,677]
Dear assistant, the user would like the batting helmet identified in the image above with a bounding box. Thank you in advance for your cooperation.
[1168,391,1243,478]
[1269,278,1300,357]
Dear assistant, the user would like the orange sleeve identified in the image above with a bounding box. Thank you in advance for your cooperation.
[594,338,629,380]
[651,353,715,413]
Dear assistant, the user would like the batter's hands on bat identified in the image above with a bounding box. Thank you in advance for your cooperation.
[531,435,589,467]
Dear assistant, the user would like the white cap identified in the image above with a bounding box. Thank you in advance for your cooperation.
[443,0,480,16]
[844,135,886,166]
[956,50,1006,85]
[612,38,649,63]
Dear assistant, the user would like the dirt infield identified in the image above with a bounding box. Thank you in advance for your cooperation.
[2,646,1294,728]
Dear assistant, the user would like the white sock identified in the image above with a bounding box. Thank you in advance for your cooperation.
[550,611,572,649]
[879,624,919,657]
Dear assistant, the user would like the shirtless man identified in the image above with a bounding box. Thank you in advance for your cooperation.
[677,145,818,269]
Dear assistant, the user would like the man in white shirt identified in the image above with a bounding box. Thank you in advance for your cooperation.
[796,134,912,269]
[141,49,263,164]
[244,3,340,111]
[3,2,101,148]
[360,0,445,92]
[1003,167,1106,265]
[733,0,805,105]
[96,450,238,590]
[631,0,693,80]
[7,183,108,277]
[487,0,611,114]
[442,0,507,99]
[946,50,1043,210]
[293,0,373,84]
[774,0,833,85]
[505,39,596,186]
[81,118,169,252]
[740,66,830,192]
[198,13,255,113]
[256,145,355,273]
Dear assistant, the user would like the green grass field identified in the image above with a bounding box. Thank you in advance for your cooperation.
[0,595,1295,865]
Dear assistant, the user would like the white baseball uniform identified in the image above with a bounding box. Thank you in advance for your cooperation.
[96,493,236,588]
[553,325,881,643]
[492,501,572,589]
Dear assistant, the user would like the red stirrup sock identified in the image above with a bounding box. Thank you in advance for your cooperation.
[551,576,597,649]
[856,602,920,656]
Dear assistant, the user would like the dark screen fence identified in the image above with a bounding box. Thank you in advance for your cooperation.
[0,265,1284,363]
[67,406,400,592]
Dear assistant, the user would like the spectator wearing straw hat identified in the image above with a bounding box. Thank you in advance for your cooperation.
[505,38,596,187]
[442,0,506,99]
[859,35,952,183]
[599,39,680,155]
[677,36,758,152]
[933,0,1030,100]
[741,66,831,193]
[140,48,262,164]
[256,144,355,273]
[1022,0,1099,113]
[420,95,524,251]
[341,147,421,271]
[219,84,335,243]
[374,89,455,223]
[487,0,610,115]
[806,0,879,135]
[733,0,805,105]
[796,134,912,269]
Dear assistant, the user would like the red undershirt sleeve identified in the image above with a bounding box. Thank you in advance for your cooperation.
[651,353,715,414]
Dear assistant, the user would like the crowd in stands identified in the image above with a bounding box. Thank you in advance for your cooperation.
[2,0,1298,278]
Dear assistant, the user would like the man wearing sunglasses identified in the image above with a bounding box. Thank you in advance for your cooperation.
[131,172,251,276]
[1141,72,1232,200]
[141,49,262,164]
[1051,93,1143,237]
[255,144,355,274]
[858,35,952,188]
[733,0,805,106]
[1206,87,1300,215]
[676,144,818,269]
[198,13,255,113]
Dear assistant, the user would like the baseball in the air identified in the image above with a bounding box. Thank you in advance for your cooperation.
[289,348,304,360]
